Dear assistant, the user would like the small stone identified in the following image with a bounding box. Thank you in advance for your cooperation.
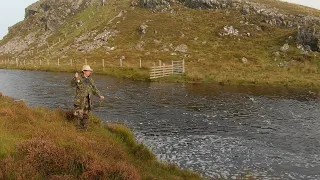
[273,51,280,57]
[175,44,188,53]
[139,23,148,34]
[153,39,161,44]
[145,52,151,55]
[241,57,248,63]
[186,17,193,21]
[135,43,144,50]
[280,43,289,51]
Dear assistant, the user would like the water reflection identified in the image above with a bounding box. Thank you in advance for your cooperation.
[0,69,320,179]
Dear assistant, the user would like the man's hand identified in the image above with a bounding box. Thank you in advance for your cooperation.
[74,72,79,79]
[100,96,105,100]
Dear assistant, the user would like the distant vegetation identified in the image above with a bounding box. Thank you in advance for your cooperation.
[1,0,320,87]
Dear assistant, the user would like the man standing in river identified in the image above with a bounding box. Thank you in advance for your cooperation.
[71,65,104,130]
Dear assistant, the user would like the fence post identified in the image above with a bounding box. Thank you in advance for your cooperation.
[163,63,165,77]
[85,59,87,65]
[1,60,3,64]
[58,58,60,66]
[159,60,162,66]
[140,59,142,68]
[40,59,42,66]
[24,59,26,65]
[47,59,49,66]
[120,59,122,67]
[16,58,18,67]
[70,59,73,67]
[172,60,174,74]
[183,59,185,73]
[102,59,105,69]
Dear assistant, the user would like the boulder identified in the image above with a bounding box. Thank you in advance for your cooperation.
[175,44,188,53]
[139,23,148,35]
[280,43,289,52]
[24,0,96,31]
[25,1,41,18]
[241,57,248,63]
[139,0,171,8]
[297,26,320,52]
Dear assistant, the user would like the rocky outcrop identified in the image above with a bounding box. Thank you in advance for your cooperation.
[139,0,172,8]
[297,26,320,51]
[140,0,320,51]
[73,29,119,53]
[0,0,104,56]
[182,0,242,9]
[25,0,96,31]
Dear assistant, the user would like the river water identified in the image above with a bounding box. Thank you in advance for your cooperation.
[0,69,320,179]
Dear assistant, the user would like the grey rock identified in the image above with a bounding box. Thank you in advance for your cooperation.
[136,42,144,50]
[25,0,97,31]
[273,51,280,57]
[139,0,172,9]
[139,23,148,35]
[175,44,188,53]
[280,43,289,52]
[241,57,248,63]
[241,5,250,15]
[75,29,119,53]
[297,26,320,51]
[154,39,162,44]
[219,26,239,36]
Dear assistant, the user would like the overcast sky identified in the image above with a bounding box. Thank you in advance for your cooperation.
[0,0,320,40]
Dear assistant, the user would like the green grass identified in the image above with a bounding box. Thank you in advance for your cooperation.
[1,0,320,87]
[0,93,202,179]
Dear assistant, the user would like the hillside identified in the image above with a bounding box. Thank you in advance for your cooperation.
[1,0,320,86]
[0,93,202,179]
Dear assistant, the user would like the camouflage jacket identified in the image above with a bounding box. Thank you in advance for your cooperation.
[71,74,102,109]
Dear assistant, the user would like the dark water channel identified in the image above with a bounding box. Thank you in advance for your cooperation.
[1,69,320,179]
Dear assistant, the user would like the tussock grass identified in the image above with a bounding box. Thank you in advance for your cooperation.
[0,93,202,179]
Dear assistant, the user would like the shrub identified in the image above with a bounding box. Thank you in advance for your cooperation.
[17,138,70,175]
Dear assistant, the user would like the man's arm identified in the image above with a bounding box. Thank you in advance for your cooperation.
[71,72,79,87]
[90,78,104,100]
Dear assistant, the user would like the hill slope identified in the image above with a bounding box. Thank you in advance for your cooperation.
[1,0,320,86]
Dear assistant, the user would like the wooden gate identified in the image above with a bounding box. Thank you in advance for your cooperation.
[150,60,185,79]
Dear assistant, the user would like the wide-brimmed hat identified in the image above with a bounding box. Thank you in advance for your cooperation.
[82,65,93,72]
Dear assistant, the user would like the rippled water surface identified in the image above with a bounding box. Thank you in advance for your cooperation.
[1,69,320,179]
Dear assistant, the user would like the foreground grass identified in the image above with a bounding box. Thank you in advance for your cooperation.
[0,93,202,179]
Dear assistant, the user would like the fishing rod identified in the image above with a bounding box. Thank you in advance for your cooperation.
[74,58,78,73]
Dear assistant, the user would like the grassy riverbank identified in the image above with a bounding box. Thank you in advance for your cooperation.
[0,93,202,179]
[1,59,320,88]
[1,0,320,87]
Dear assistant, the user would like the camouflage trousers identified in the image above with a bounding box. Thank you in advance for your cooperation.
[73,105,90,130]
